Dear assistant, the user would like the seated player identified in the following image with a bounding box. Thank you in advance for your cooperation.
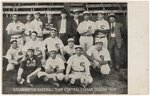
[16,48,42,87]
[5,40,23,71]
[63,38,77,61]
[65,45,93,88]
[86,39,111,75]
[22,31,45,64]
[37,48,65,87]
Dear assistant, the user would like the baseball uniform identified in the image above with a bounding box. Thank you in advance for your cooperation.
[24,21,32,42]
[66,54,93,85]
[6,21,25,47]
[38,56,65,81]
[95,19,110,48]
[87,46,111,75]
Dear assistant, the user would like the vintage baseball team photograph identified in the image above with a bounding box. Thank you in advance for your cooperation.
[2,2,127,94]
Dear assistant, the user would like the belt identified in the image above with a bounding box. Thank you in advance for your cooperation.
[81,35,92,37]
[72,69,85,72]
[37,36,43,38]
[96,36,106,39]
[11,36,22,39]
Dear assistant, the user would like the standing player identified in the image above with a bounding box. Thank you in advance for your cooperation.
[86,40,111,75]
[6,14,25,47]
[95,12,110,48]
[63,38,77,61]
[65,45,93,88]
[5,40,23,71]
[16,48,42,87]
[77,11,96,51]
[37,48,65,87]
[30,12,43,41]
[24,14,33,42]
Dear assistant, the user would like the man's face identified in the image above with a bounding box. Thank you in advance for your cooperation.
[109,17,115,23]
[12,15,18,22]
[34,14,40,20]
[97,13,104,20]
[68,41,74,48]
[31,33,37,41]
[95,43,103,51]
[74,12,79,19]
[27,50,34,57]
[26,15,32,22]
[12,42,17,49]
[61,13,67,19]
[50,51,57,59]
[47,14,53,20]
[75,48,82,55]
[50,31,56,38]
[83,14,89,21]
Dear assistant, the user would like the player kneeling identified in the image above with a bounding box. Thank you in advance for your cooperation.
[37,48,65,87]
[16,48,42,87]
[65,45,93,88]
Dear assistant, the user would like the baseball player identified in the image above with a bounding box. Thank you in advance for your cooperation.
[22,31,45,63]
[30,12,43,41]
[65,45,93,88]
[24,14,33,42]
[5,40,23,71]
[95,12,110,48]
[16,48,42,87]
[37,48,65,87]
[86,39,111,75]
[6,14,25,47]
[63,38,77,61]
[77,11,96,51]
[43,28,65,62]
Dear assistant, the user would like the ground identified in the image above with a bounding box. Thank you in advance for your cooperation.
[2,58,127,94]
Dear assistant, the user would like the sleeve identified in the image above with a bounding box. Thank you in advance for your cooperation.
[6,23,11,31]
[86,47,93,56]
[77,22,85,34]
[58,58,65,70]
[91,22,97,33]
[5,49,12,60]
[104,49,111,61]
[20,22,25,29]
[84,56,91,66]
[95,22,99,30]
[67,56,73,66]
[59,39,64,48]
[45,59,50,69]
[104,21,110,30]
[22,43,29,52]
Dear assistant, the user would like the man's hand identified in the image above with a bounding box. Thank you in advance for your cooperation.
[64,75,69,82]
[17,76,22,83]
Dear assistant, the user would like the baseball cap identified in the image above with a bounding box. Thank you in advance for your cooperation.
[95,39,103,44]
[83,11,90,15]
[75,45,83,50]
[68,38,74,42]
[34,12,40,15]
[28,47,35,52]
[10,39,17,44]
[50,28,57,32]
[72,9,80,13]
[49,48,57,53]
[108,13,116,18]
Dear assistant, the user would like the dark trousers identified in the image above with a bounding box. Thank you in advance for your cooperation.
[74,34,80,45]
[59,33,68,46]
[108,37,121,70]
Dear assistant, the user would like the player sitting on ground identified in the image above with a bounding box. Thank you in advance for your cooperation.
[5,40,23,71]
[65,45,93,88]
[16,48,42,87]
[37,48,65,87]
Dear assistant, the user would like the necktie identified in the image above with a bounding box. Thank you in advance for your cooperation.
[111,23,114,33]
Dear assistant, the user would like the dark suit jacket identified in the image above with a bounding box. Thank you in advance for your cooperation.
[108,22,124,48]
[70,17,83,38]
[56,18,71,38]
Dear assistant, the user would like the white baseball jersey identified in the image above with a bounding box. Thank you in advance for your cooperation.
[67,54,91,72]
[6,21,25,36]
[63,45,77,56]
[87,46,111,62]
[43,37,64,52]
[30,19,43,36]
[22,39,45,55]
[24,22,33,36]
[6,46,23,61]
[77,20,96,35]
[45,56,65,70]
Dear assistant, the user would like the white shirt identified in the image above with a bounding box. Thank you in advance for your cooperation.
[24,22,32,36]
[6,21,25,36]
[6,46,22,61]
[63,45,77,56]
[30,19,43,36]
[22,39,44,54]
[67,54,91,72]
[74,18,79,25]
[43,37,64,52]
[59,19,66,33]
[87,46,111,61]
[77,20,96,35]
[45,56,65,70]
[110,22,116,37]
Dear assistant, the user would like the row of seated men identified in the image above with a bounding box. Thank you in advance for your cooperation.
[5,8,124,87]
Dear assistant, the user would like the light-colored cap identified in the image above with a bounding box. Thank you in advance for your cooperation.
[49,48,57,52]
[83,11,90,15]
[50,28,57,32]
[108,13,116,18]
[73,9,80,13]
[95,39,103,44]
[75,45,83,49]
[68,38,74,42]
